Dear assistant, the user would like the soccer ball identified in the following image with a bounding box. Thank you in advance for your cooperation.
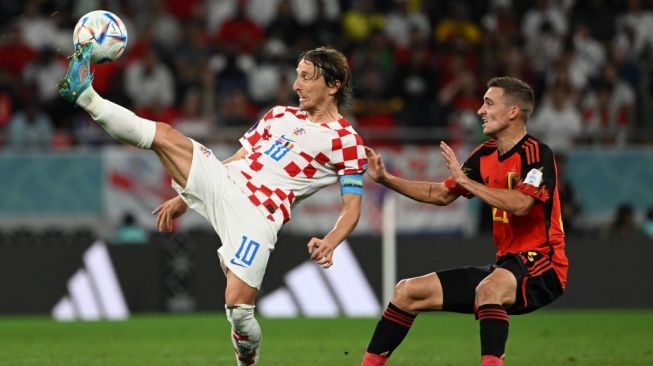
[73,10,128,64]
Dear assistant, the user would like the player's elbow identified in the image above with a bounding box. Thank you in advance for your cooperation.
[427,198,449,206]
[424,190,456,206]
[511,199,535,216]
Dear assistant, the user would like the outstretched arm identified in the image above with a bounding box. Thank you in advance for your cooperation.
[440,141,534,216]
[307,193,361,269]
[365,146,458,206]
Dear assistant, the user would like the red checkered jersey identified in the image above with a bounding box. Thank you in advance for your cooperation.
[224,106,367,224]
[456,135,568,288]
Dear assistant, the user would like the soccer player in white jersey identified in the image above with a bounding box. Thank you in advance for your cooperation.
[58,45,367,365]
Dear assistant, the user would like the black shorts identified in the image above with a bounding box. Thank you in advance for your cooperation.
[437,250,564,315]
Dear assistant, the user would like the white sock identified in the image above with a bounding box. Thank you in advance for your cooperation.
[226,304,261,366]
[76,86,156,149]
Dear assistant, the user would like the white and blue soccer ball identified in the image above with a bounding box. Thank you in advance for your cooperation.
[73,10,128,64]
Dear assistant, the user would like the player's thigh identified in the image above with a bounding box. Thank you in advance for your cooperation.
[152,122,194,187]
[393,272,444,312]
[225,270,258,305]
[475,267,518,307]
[437,265,493,313]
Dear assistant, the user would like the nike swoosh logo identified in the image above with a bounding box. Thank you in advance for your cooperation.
[279,134,296,142]
[230,258,246,267]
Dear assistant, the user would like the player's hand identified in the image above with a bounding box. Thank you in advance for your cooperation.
[440,141,466,184]
[152,196,188,232]
[307,237,336,269]
[364,146,388,183]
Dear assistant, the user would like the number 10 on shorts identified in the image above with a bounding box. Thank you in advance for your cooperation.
[232,235,260,267]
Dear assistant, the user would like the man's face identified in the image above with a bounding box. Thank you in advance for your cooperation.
[293,59,335,113]
[477,87,513,136]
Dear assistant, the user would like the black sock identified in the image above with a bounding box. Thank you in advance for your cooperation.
[366,303,417,357]
[477,304,509,358]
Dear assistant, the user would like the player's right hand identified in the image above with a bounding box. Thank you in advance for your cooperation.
[152,196,188,232]
[364,146,387,183]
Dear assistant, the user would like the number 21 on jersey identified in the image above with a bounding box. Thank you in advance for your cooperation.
[492,207,509,223]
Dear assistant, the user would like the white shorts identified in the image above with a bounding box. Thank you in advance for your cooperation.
[172,140,281,289]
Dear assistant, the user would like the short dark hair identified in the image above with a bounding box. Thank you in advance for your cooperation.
[298,47,352,108]
[487,76,535,121]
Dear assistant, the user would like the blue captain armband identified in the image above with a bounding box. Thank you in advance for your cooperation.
[339,174,364,196]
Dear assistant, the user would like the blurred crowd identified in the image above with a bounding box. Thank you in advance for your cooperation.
[2,0,653,151]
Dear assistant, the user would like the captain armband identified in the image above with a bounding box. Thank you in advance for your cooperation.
[339,174,364,196]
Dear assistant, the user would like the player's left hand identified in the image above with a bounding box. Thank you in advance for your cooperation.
[307,238,336,269]
[152,196,187,232]
[440,141,466,184]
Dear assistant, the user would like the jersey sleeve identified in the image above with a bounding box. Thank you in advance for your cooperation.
[444,144,485,199]
[515,144,554,203]
[239,106,282,152]
[330,131,368,176]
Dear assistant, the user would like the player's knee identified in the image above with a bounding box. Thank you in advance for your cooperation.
[475,280,504,305]
[392,279,411,302]
[392,278,427,311]
[226,304,256,328]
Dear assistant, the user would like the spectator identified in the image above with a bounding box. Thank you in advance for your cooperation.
[607,203,637,238]
[124,46,175,110]
[383,0,430,49]
[581,63,635,146]
[529,81,582,153]
[294,0,341,47]
[217,88,259,127]
[615,0,653,59]
[438,69,482,148]
[393,42,439,128]
[610,43,640,89]
[173,88,212,142]
[0,24,37,80]
[352,67,398,146]
[525,20,563,85]
[556,153,581,235]
[248,39,296,104]
[290,0,340,28]
[573,0,616,44]
[173,19,213,94]
[434,2,481,46]
[16,0,59,50]
[214,0,266,54]
[6,99,53,151]
[21,47,67,108]
[641,207,653,239]
[112,212,148,244]
[521,0,568,42]
[481,0,518,42]
[147,0,182,52]
[341,0,385,42]
[266,0,302,47]
[571,23,606,88]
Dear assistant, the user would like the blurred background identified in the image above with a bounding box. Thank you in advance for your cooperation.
[0,0,652,318]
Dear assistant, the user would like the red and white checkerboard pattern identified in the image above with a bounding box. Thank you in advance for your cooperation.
[226,106,367,224]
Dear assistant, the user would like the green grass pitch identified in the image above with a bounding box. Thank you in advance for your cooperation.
[1,310,651,365]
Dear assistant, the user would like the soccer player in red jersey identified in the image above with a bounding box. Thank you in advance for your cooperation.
[361,76,568,366]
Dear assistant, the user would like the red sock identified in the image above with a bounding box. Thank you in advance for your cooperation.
[482,355,503,366]
[361,352,388,366]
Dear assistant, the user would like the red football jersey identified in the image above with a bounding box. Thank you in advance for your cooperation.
[458,135,568,288]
